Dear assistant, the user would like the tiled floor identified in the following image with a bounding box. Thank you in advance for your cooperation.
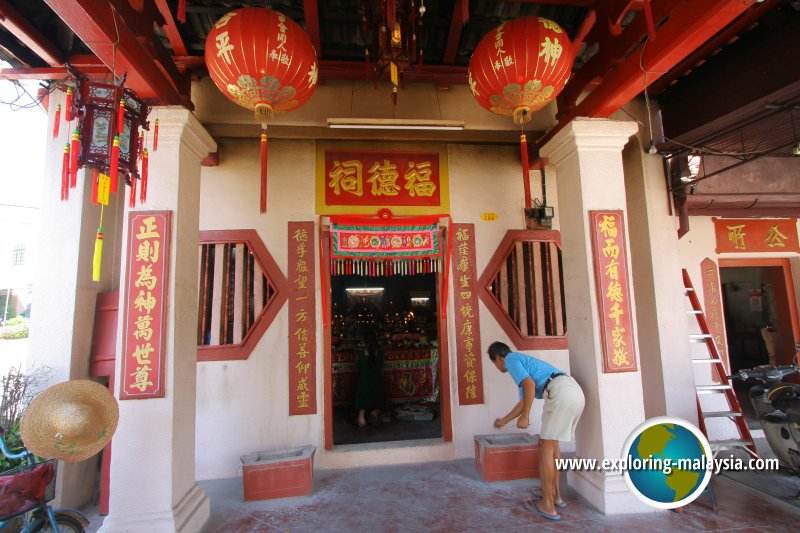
[189,458,799,533]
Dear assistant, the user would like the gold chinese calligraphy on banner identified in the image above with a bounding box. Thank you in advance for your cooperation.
[288,222,316,415]
[589,211,638,373]
[713,218,799,254]
[450,223,484,404]
[121,211,171,399]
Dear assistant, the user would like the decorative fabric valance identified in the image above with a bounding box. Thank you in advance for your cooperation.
[330,218,440,260]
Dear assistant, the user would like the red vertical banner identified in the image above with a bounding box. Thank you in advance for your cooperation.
[289,222,317,415]
[589,210,638,373]
[451,223,484,404]
[121,211,171,399]
[701,258,729,381]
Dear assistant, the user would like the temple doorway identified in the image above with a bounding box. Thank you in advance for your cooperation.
[329,264,444,446]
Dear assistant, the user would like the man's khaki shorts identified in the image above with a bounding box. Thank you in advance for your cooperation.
[540,375,585,441]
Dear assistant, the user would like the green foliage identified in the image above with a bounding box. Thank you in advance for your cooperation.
[0,315,29,339]
[0,422,25,472]
[0,365,51,470]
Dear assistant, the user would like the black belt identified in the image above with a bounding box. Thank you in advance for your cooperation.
[543,372,567,394]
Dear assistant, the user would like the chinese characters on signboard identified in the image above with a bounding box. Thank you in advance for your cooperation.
[589,211,638,373]
[701,258,729,381]
[288,222,316,415]
[713,218,800,254]
[121,211,171,399]
[451,224,484,404]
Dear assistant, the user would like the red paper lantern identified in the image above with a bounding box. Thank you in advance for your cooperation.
[204,7,318,122]
[205,7,319,212]
[468,17,574,124]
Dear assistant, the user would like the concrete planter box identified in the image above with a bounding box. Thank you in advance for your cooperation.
[474,434,539,482]
[241,445,316,501]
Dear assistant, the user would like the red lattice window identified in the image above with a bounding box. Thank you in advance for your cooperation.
[478,230,567,350]
[197,230,288,361]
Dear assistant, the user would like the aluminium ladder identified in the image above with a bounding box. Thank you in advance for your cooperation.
[683,269,758,459]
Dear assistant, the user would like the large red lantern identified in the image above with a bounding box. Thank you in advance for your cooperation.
[205,7,319,212]
[468,17,574,211]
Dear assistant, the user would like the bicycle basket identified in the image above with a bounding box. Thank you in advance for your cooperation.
[0,459,57,521]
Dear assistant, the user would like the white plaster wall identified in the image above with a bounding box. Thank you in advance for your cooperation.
[195,138,572,479]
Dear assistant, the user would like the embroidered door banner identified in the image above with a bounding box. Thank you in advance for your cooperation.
[713,218,799,253]
[330,222,439,258]
[451,223,484,404]
[589,210,638,373]
[121,211,171,399]
[289,222,316,415]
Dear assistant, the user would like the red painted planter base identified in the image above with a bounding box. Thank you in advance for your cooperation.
[474,433,539,482]
[241,445,316,501]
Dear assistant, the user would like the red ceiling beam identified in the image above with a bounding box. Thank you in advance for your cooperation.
[540,0,759,147]
[303,0,321,56]
[153,0,188,56]
[0,0,64,66]
[443,0,468,65]
[43,0,188,105]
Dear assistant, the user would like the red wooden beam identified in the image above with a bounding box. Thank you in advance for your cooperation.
[0,0,64,66]
[541,0,758,147]
[303,0,321,56]
[153,0,188,56]
[43,0,188,105]
[442,0,467,65]
[0,65,108,80]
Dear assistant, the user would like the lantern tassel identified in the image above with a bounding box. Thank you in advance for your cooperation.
[129,177,137,208]
[53,104,61,138]
[91,170,99,206]
[61,143,70,201]
[140,148,149,204]
[520,133,532,210]
[65,87,73,122]
[110,136,120,194]
[93,227,103,282]
[69,129,80,189]
[153,118,159,151]
[117,98,125,135]
[178,0,186,23]
[260,128,268,213]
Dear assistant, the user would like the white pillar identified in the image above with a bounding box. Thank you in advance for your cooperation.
[100,107,216,533]
[541,118,652,514]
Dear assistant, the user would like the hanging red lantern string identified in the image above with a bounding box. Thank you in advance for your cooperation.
[53,103,61,138]
[140,148,149,204]
[109,136,120,194]
[91,170,99,206]
[129,176,137,208]
[117,98,125,135]
[205,7,318,214]
[178,0,186,23]
[69,129,80,189]
[64,87,73,122]
[260,128,268,213]
[520,133,532,209]
[153,118,158,151]
[61,143,70,201]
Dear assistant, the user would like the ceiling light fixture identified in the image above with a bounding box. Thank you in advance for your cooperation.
[327,118,464,131]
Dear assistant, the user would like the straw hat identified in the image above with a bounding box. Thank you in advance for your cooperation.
[20,379,119,463]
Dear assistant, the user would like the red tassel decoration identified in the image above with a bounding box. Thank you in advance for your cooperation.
[53,104,61,138]
[153,118,159,151]
[61,143,70,201]
[140,148,149,204]
[69,129,80,189]
[129,177,137,208]
[117,98,125,135]
[110,136,120,194]
[260,130,268,213]
[178,0,186,23]
[520,133,532,209]
[91,170,99,206]
[65,87,73,122]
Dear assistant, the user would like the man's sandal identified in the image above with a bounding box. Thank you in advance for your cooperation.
[530,487,567,509]
[523,499,561,521]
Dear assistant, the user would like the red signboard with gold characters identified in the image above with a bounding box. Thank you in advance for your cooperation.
[701,258,729,382]
[121,211,171,399]
[713,218,799,254]
[589,211,637,373]
[451,223,484,405]
[288,222,316,415]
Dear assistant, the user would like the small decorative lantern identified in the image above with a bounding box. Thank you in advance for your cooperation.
[468,17,574,211]
[204,7,319,212]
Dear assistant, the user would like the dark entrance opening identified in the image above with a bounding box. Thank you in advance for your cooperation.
[330,271,443,445]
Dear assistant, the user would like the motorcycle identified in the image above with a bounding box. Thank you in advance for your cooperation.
[728,343,800,479]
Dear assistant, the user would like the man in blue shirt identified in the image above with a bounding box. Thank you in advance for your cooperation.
[489,341,585,521]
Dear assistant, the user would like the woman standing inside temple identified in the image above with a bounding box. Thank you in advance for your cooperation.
[355,330,388,428]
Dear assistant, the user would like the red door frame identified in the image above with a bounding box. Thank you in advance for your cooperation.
[320,223,453,450]
[718,258,800,366]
